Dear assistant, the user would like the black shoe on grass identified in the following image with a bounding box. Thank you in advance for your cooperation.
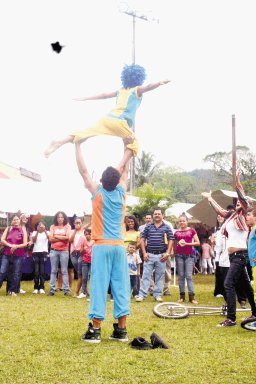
[216,319,236,327]
[150,332,170,349]
[81,322,101,343]
[109,323,128,342]
[129,337,152,350]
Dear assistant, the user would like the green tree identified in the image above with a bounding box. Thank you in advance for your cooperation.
[203,145,256,198]
[152,167,195,202]
[203,146,256,180]
[135,151,162,187]
[128,183,172,221]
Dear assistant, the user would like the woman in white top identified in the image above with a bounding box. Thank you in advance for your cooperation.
[31,221,49,294]
[202,170,256,327]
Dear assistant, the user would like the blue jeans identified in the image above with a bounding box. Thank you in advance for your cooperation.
[70,251,82,276]
[130,275,139,297]
[0,254,24,293]
[175,254,195,294]
[82,262,91,295]
[139,253,166,298]
[49,250,69,293]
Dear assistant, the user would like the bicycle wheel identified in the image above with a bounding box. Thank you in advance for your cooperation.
[241,317,256,331]
[153,302,189,319]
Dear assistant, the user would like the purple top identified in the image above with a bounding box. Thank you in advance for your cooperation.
[174,228,196,255]
[4,226,26,257]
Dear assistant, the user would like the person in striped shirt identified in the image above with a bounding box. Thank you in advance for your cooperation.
[136,208,174,303]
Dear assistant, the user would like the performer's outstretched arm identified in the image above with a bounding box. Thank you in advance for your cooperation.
[235,169,249,211]
[75,143,98,195]
[201,191,228,218]
[137,79,170,97]
[74,91,117,101]
[117,142,133,191]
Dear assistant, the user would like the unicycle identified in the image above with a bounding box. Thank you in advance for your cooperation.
[241,317,256,331]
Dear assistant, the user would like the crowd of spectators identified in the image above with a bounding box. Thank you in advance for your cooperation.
[0,194,255,324]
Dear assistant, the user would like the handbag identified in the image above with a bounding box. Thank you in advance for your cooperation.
[0,226,10,256]
[0,243,6,256]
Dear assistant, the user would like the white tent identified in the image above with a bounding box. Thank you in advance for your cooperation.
[165,203,194,218]
[0,179,140,218]
[0,179,91,217]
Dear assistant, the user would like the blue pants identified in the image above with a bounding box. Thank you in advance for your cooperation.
[89,245,130,321]
[130,275,139,297]
[175,254,195,294]
[82,262,91,295]
[49,250,69,293]
[70,251,82,276]
[0,254,24,293]
[139,253,166,299]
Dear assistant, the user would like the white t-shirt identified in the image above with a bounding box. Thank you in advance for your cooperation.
[32,231,49,253]
[215,224,230,267]
[225,219,248,250]
[127,253,142,276]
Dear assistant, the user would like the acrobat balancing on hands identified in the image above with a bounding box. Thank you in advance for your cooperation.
[44,64,170,165]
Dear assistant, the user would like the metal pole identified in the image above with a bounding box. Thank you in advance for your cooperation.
[232,114,236,190]
[119,4,158,192]
[132,14,135,64]
[129,14,136,193]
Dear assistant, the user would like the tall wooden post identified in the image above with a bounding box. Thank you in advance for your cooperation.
[232,114,236,190]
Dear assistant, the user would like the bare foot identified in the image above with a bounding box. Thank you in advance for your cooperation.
[123,136,135,146]
[44,141,61,158]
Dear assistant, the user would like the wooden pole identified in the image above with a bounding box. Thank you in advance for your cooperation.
[232,114,236,190]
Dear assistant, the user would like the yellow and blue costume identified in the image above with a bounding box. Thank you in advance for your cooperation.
[72,87,141,156]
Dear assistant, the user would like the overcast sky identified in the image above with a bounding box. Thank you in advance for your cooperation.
[1,0,256,210]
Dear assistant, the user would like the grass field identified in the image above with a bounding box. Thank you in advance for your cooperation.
[0,275,255,384]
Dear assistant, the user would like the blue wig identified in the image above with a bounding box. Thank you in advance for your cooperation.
[121,64,146,88]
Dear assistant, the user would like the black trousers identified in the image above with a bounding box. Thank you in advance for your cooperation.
[32,252,47,289]
[214,262,223,296]
[216,265,247,304]
[224,254,256,321]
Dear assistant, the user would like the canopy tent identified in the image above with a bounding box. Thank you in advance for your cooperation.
[0,179,140,218]
[0,179,91,217]
[187,189,239,228]
[165,203,194,218]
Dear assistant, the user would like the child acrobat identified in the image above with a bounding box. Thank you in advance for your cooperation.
[44,64,170,162]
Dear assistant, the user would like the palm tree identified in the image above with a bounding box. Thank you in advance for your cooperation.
[135,151,162,187]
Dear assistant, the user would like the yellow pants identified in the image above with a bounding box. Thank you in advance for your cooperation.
[72,117,138,156]
[253,267,256,301]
